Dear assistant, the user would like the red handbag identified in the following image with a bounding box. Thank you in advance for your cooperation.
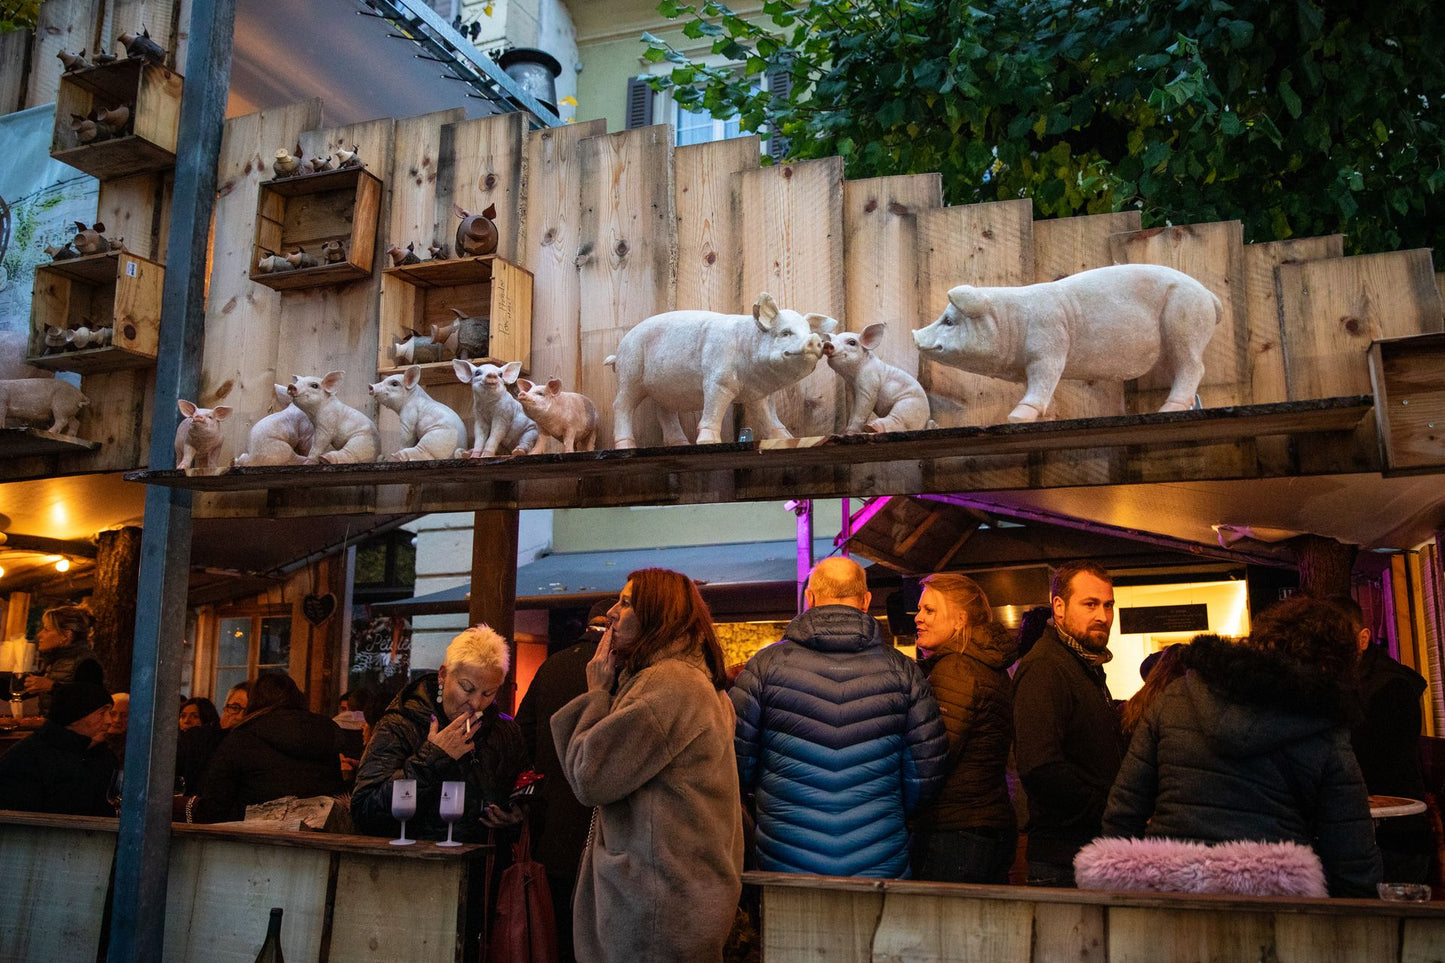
[486,820,559,963]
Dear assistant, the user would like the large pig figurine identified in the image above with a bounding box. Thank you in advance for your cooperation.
[605,293,838,448]
[286,371,380,464]
[824,323,932,433]
[515,377,598,453]
[913,264,1222,423]
[174,399,233,470]
[369,365,467,461]
[234,384,313,466]
[0,377,89,435]
[452,359,538,457]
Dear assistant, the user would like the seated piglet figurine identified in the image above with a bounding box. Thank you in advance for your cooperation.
[286,371,380,464]
[452,359,538,457]
[516,377,598,453]
[369,365,467,461]
[174,399,232,470]
[824,323,933,434]
[234,384,313,466]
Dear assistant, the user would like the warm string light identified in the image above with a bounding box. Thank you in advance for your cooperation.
[54,558,71,573]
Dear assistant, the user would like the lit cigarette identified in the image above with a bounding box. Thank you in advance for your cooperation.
[465,715,471,736]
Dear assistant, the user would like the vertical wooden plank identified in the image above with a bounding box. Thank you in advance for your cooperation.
[519,119,606,395]
[436,111,526,263]
[1031,901,1106,963]
[0,29,33,114]
[674,135,758,312]
[388,108,466,258]
[1106,907,1275,963]
[1273,914,1398,963]
[26,0,104,109]
[328,855,468,963]
[1278,249,1445,399]
[0,822,114,960]
[737,157,846,438]
[1401,916,1445,963]
[576,124,676,451]
[871,893,1034,962]
[760,885,882,963]
[173,0,191,76]
[95,171,163,260]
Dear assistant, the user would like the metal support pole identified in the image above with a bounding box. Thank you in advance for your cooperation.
[108,0,235,958]
[795,499,814,614]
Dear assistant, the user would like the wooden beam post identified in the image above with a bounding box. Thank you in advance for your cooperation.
[92,526,141,691]
[1290,534,1359,599]
[469,509,519,711]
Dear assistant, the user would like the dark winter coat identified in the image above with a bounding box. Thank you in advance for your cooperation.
[0,720,117,816]
[916,622,1019,832]
[1103,635,1382,897]
[351,673,526,843]
[35,644,104,714]
[193,707,344,823]
[175,723,227,795]
[1351,644,1430,854]
[1012,625,1126,866]
[730,605,948,877]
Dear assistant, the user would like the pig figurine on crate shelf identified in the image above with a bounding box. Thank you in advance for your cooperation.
[117,26,166,65]
[453,204,498,257]
[42,325,72,354]
[452,360,538,457]
[70,112,114,144]
[913,263,1223,423]
[67,325,112,350]
[515,377,597,453]
[369,366,467,461]
[824,323,933,434]
[286,371,380,464]
[255,253,294,274]
[234,385,313,467]
[334,144,363,169]
[56,49,93,72]
[387,242,422,267]
[45,241,79,261]
[173,399,233,470]
[320,239,346,264]
[72,221,114,255]
[0,378,89,435]
[441,308,488,360]
[604,293,838,448]
[285,247,319,269]
[390,332,447,365]
[272,146,303,178]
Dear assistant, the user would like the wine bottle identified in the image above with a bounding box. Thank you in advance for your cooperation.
[253,907,285,963]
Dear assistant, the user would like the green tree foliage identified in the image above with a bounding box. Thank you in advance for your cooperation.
[0,1,41,33]
[644,0,1445,266]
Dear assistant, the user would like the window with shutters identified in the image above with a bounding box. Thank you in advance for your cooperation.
[629,68,779,156]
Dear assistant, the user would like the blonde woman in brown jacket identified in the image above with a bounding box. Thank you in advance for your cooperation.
[552,568,743,963]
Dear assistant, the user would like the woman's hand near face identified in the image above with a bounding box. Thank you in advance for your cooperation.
[478,802,525,828]
[427,710,476,760]
[586,625,617,692]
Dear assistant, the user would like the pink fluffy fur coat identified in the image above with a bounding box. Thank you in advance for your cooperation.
[1074,837,1328,897]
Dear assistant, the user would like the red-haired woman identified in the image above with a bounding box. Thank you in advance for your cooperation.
[552,569,743,963]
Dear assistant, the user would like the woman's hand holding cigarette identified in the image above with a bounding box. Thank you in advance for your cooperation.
[586,623,617,692]
[427,709,477,760]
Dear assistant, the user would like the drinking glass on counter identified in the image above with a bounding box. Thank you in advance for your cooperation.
[390,778,417,846]
[438,780,465,847]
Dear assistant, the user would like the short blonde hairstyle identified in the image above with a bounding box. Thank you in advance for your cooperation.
[445,623,510,676]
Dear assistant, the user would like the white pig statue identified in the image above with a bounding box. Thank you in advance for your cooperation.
[452,359,539,457]
[604,293,838,448]
[369,365,467,461]
[174,399,233,470]
[515,377,598,453]
[233,384,313,466]
[824,323,933,433]
[0,377,88,435]
[286,371,380,464]
[913,263,1222,422]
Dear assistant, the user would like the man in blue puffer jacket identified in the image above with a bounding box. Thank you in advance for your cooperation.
[731,557,948,877]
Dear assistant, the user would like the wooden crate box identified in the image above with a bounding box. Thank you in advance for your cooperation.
[377,254,533,384]
[25,250,163,373]
[50,59,183,179]
[249,167,382,291]
[1369,332,1445,475]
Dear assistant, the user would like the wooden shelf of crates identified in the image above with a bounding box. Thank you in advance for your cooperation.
[249,167,383,291]
[24,250,163,374]
[1368,331,1445,476]
[50,59,183,179]
[0,427,101,458]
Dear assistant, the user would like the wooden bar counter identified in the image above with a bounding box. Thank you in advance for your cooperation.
[0,811,487,962]
[744,870,1445,963]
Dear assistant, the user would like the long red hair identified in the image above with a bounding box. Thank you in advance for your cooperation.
[618,568,727,690]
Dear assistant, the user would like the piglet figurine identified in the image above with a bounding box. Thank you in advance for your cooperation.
[256,254,294,273]
[234,384,313,466]
[286,371,380,464]
[73,221,109,255]
[285,246,319,269]
[453,204,498,257]
[43,326,72,354]
[824,323,933,433]
[57,49,93,72]
[387,242,421,266]
[117,26,166,65]
[174,399,233,470]
[390,333,446,365]
[45,242,79,261]
[0,378,89,435]
[515,377,597,453]
[452,359,538,457]
[369,365,467,461]
[320,239,346,263]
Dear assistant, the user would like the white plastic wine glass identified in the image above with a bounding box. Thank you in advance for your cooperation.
[390,778,417,846]
[438,780,465,847]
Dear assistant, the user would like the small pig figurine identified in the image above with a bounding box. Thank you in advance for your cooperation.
[43,325,71,354]
[306,154,333,174]
[0,377,89,435]
[73,221,109,255]
[256,254,294,273]
[273,147,303,178]
[605,293,837,447]
[334,144,363,169]
[286,371,380,464]
[117,26,166,65]
[912,264,1222,422]
[387,242,422,266]
[70,112,113,144]
[56,49,93,72]
[67,325,113,350]
[92,104,131,131]
[369,365,467,461]
[453,204,498,257]
[320,239,346,264]
[45,241,79,261]
[285,246,319,269]
[824,323,933,434]
[430,320,460,358]
[452,359,539,457]
[515,377,597,453]
[445,308,489,360]
[427,243,451,261]
[390,333,446,365]
[234,384,313,466]
[174,399,233,470]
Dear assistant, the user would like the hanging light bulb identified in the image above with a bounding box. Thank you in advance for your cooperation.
[0,565,5,578]
[54,557,71,573]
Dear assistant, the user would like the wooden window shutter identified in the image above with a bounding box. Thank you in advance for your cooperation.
[765,55,793,159]
[625,77,654,129]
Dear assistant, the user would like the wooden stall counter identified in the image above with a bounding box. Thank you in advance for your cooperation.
[744,870,1445,963]
[0,811,489,963]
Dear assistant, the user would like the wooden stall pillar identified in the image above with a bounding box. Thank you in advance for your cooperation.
[1291,534,1359,599]
[92,526,142,690]
[469,509,519,710]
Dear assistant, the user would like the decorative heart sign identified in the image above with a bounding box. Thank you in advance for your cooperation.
[302,592,337,626]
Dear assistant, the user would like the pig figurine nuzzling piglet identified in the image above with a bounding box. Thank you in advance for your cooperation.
[452,359,538,457]
[174,399,232,470]
[516,377,597,453]
[233,384,313,466]
[286,371,380,463]
[604,293,837,448]
[370,365,467,461]
[824,323,933,433]
[913,263,1222,423]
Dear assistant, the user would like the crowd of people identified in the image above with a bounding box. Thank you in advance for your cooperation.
[0,560,1433,958]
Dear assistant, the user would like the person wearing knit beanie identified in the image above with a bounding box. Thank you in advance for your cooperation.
[0,682,117,815]
[47,682,113,729]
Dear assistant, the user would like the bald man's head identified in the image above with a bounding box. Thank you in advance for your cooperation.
[805,557,871,611]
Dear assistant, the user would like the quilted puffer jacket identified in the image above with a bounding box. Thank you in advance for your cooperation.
[731,605,948,877]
